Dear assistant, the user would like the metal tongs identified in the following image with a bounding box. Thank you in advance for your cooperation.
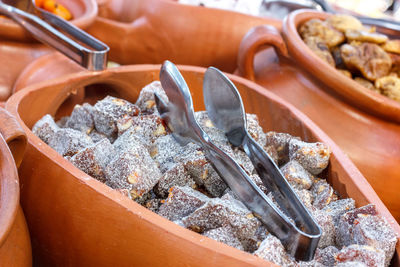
[0,0,109,70]
[155,61,321,261]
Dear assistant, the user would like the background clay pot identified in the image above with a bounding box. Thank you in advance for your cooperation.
[6,65,400,266]
[0,108,31,266]
[86,0,280,72]
[237,13,400,221]
[0,0,98,42]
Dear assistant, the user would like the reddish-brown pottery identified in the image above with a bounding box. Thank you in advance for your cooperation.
[6,65,400,266]
[86,0,280,72]
[237,11,400,221]
[0,107,31,266]
[0,0,98,42]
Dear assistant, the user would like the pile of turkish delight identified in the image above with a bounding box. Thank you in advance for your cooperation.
[33,81,398,266]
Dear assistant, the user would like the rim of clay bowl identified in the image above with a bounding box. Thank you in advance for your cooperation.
[0,134,20,248]
[0,0,98,42]
[282,9,400,124]
[5,64,400,264]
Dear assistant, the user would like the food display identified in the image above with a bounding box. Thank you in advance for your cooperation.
[300,14,400,102]
[34,0,72,20]
[32,81,398,266]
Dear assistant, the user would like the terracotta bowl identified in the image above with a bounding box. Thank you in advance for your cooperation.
[0,0,98,42]
[6,65,400,266]
[237,12,400,221]
[281,10,400,123]
[86,0,280,72]
[0,108,31,266]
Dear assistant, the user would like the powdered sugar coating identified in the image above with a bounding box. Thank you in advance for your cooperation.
[48,128,93,157]
[65,103,94,134]
[311,179,338,209]
[311,209,336,248]
[253,234,295,266]
[280,160,314,190]
[335,245,385,267]
[135,81,168,114]
[314,246,339,266]
[203,225,245,251]
[158,186,209,221]
[32,114,60,144]
[154,163,195,198]
[323,198,356,224]
[265,131,300,165]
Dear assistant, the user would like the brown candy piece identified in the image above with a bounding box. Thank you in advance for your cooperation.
[88,130,108,143]
[135,81,168,114]
[65,103,94,134]
[289,139,331,175]
[253,234,295,266]
[150,134,187,172]
[48,128,93,157]
[323,198,355,224]
[203,225,245,251]
[293,188,313,210]
[311,209,336,248]
[32,114,60,144]
[341,43,392,81]
[70,138,115,182]
[335,245,385,267]
[246,114,267,146]
[158,186,209,221]
[280,160,314,190]
[300,19,345,48]
[104,141,161,200]
[314,246,339,266]
[93,96,140,138]
[154,163,195,198]
[311,179,337,209]
[265,131,300,165]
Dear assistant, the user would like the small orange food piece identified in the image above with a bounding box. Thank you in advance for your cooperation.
[53,4,72,20]
[43,0,56,12]
[34,0,45,7]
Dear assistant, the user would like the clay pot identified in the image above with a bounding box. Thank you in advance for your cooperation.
[6,65,400,266]
[237,12,400,220]
[0,107,31,266]
[86,0,280,72]
[0,0,98,42]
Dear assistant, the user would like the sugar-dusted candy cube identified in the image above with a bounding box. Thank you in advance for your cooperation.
[264,144,279,165]
[56,116,69,128]
[32,114,60,144]
[93,96,140,138]
[104,141,161,200]
[336,204,378,247]
[314,246,339,266]
[335,245,385,267]
[265,131,300,165]
[253,234,295,266]
[352,214,397,266]
[158,186,209,221]
[311,209,335,248]
[323,198,355,223]
[203,225,244,251]
[311,179,337,209]
[65,103,94,134]
[280,160,314,190]
[289,139,331,175]
[336,262,368,267]
[246,114,267,146]
[88,130,108,143]
[230,147,255,176]
[154,163,195,198]
[70,138,115,182]
[48,128,93,157]
[135,81,168,114]
[194,111,228,145]
[293,188,313,210]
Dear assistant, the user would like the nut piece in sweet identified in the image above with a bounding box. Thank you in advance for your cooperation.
[157,186,209,221]
[375,75,400,102]
[93,96,140,138]
[253,234,295,266]
[345,29,388,44]
[341,43,392,81]
[280,160,314,190]
[32,114,60,144]
[135,81,168,114]
[48,128,93,157]
[299,19,345,48]
[70,138,115,182]
[326,14,363,32]
[289,139,331,175]
[303,36,335,67]
[65,103,94,134]
[335,244,385,267]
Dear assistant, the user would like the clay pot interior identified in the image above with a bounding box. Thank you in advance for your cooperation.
[7,65,400,266]
[282,10,400,123]
[0,0,98,42]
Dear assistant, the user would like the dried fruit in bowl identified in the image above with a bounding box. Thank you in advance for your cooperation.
[32,82,398,266]
[35,0,72,20]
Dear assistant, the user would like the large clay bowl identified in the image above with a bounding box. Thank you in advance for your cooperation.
[6,65,400,266]
[237,14,400,221]
[282,10,400,123]
[86,0,280,72]
[0,108,31,266]
[0,0,98,42]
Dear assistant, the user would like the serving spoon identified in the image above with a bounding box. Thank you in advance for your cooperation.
[155,61,321,261]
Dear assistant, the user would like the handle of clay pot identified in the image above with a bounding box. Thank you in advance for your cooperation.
[0,108,27,168]
[238,25,289,81]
